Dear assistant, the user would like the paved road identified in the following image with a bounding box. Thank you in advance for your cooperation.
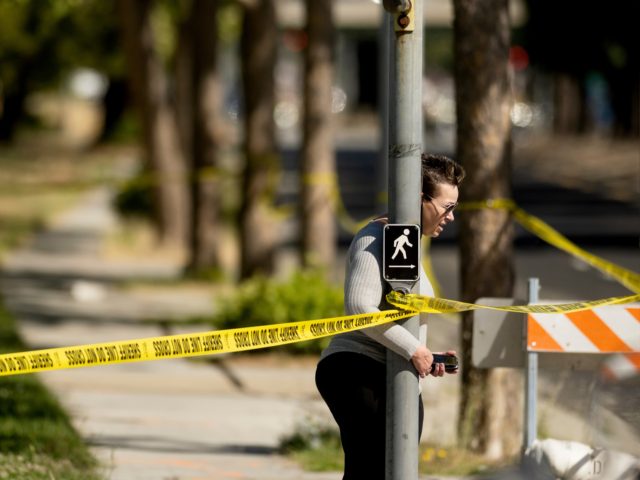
[280,128,640,248]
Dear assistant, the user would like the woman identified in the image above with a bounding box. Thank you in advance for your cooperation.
[315,153,465,479]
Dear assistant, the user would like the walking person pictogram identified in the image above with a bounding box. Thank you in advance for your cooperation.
[391,229,413,260]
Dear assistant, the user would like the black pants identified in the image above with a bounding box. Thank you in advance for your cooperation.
[315,352,424,480]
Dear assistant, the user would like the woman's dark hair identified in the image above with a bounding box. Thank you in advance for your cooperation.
[421,154,465,198]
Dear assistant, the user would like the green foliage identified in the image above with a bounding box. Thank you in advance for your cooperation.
[0,0,118,88]
[424,28,454,72]
[278,416,513,476]
[213,270,344,354]
[419,443,514,477]
[0,302,100,478]
[0,218,42,258]
[114,174,155,220]
[58,0,124,76]
[0,452,100,480]
[0,0,125,140]
[0,304,22,353]
[152,0,179,65]
[218,1,243,45]
[279,417,343,472]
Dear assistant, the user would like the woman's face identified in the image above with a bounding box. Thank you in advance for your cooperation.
[421,183,459,237]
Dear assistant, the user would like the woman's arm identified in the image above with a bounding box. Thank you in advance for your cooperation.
[344,244,429,363]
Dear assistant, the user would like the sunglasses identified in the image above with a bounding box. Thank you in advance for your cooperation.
[425,195,457,216]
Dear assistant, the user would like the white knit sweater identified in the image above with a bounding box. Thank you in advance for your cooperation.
[320,220,434,364]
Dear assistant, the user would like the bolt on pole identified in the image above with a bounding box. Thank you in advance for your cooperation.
[383,1,424,479]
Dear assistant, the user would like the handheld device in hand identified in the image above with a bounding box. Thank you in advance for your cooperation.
[431,353,459,373]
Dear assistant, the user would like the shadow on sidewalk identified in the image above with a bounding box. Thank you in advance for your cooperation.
[86,434,278,456]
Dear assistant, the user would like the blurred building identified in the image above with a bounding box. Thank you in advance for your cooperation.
[269,0,527,123]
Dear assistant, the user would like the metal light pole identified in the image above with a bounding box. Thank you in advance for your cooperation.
[383,1,424,478]
[523,277,540,452]
[376,13,390,212]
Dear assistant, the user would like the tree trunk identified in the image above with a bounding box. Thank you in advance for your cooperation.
[0,81,29,143]
[609,70,640,138]
[117,0,190,249]
[553,73,591,135]
[183,0,225,272]
[95,77,129,145]
[0,3,49,143]
[300,0,336,271]
[175,6,193,161]
[239,0,278,279]
[453,0,522,460]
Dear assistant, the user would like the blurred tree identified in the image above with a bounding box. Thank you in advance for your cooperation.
[0,0,128,144]
[0,0,67,142]
[239,0,279,279]
[58,0,128,144]
[175,0,194,160]
[300,0,336,272]
[524,0,639,137]
[177,0,226,273]
[453,0,521,460]
[117,0,190,248]
[96,77,129,144]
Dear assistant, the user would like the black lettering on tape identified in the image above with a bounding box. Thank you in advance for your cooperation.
[85,348,98,365]
[65,349,86,366]
[118,343,142,361]
[355,316,373,327]
[95,347,106,363]
[268,328,278,344]
[565,303,583,311]
[105,346,117,361]
[15,356,28,371]
[234,331,251,349]
[202,334,223,352]
[280,326,300,343]
[310,323,325,336]
[153,340,172,357]
[171,338,183,355]
[189,336,202,353]
[29,353,54,370]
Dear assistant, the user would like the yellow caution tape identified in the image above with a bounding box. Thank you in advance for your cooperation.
[3,183,637,377]
[386,291,640,314]
[3,289,639,377]
[326,174,373,234]
[0,310,414,377]
[459,199,640,294]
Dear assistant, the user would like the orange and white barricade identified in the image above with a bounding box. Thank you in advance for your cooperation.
[527,304,640,380]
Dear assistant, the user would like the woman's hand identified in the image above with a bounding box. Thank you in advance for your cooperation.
[410,345,433,378]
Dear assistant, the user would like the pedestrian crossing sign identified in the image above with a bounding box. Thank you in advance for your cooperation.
[383,224,420,282]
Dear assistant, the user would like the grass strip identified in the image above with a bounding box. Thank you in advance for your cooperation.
[0,302,102,479]
[280,419,515,476]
